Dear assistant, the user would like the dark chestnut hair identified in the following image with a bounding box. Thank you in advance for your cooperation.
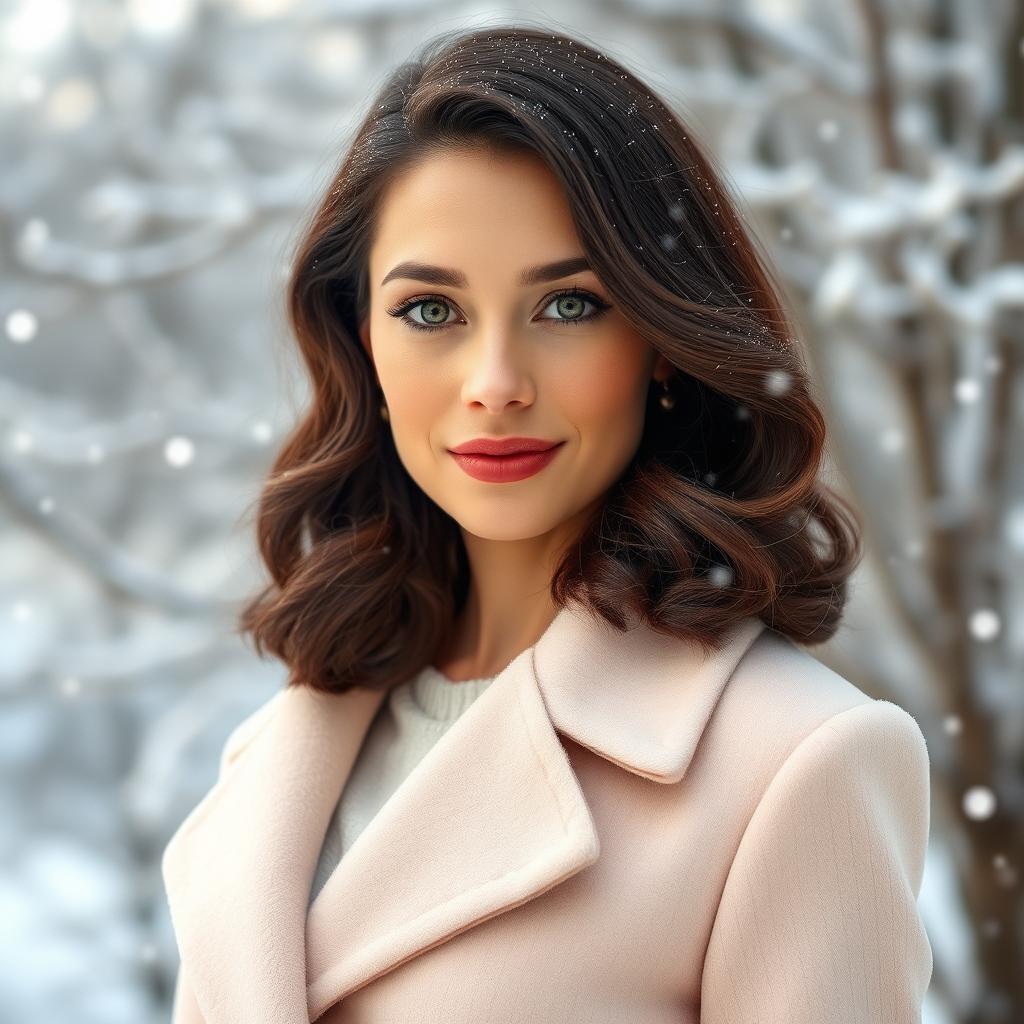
[237,23,862,693]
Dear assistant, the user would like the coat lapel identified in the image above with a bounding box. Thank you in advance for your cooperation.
[162,601,765,1023]
[534,602,766,784]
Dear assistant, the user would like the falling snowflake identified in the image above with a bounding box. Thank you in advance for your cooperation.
[5,309,37,343]
[954,378,981,403]
[968,608,1000,641]
[764,368,792,395]
[708,564,733,588]
[164,436,195,468]
[251,420,274,443]
[963,785,997,821]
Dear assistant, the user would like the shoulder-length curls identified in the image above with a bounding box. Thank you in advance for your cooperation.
[237,23,863,694]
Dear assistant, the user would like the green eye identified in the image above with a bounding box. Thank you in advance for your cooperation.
[408,298,454,328]
[386,287,612,334]
[543,292,591,322]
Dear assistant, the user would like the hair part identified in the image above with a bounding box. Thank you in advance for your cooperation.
[236,23,863,694]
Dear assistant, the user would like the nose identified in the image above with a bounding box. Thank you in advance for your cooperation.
[459,341,537,413]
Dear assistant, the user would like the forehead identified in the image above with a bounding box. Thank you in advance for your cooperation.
[370,146,584,283]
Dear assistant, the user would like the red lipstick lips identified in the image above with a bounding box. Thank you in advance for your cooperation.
[447,436,565,483]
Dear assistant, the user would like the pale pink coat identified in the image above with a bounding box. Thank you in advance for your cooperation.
[161,600,932,1023]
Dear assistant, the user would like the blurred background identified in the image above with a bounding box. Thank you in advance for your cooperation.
[1,1,1022,1022]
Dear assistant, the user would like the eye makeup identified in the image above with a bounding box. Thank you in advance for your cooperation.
[385,286,612,334]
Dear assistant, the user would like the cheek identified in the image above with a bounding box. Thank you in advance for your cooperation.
[565,344,652,491]
[389,372,437,419]
[374,342,448,463]
[568,344,651,430]
[374,330,445,415]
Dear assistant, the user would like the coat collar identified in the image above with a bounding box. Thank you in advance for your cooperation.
[162,600,765,1023]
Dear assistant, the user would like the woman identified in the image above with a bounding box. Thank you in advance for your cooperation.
[161,23,932,1024]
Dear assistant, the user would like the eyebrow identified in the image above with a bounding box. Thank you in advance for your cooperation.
[379,256,593,289]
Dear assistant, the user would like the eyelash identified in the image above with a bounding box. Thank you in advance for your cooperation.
[385,287,612,334]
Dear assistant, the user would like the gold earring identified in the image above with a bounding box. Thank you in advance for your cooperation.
[658,377,675,410]
[380,398,389,423]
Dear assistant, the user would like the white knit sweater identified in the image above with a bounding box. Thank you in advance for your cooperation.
[308,664,497,907]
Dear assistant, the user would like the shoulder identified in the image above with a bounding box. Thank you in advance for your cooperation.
[707,626,929,807]
[729,625,924,739]
[218,687,289,777]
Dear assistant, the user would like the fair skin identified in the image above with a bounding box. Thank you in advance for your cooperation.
[358,145,673,681]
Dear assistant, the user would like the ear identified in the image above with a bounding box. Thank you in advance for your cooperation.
[651,353,674,384]
[358,316,372,361]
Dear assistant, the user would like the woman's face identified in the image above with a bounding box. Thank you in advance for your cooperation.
[359,145,672,543]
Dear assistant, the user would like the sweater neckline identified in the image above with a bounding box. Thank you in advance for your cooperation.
[409,664,497,721]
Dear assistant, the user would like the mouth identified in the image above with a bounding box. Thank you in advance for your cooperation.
[447,437,563,457]
[448,441,566,483]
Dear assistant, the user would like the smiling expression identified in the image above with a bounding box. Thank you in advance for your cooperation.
[359,144,672,542]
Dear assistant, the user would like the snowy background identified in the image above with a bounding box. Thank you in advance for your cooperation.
[2,1,1022,1022]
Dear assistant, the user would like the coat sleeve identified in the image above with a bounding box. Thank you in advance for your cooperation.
[169,958,205,1024]
[699,699,933,1024]
[164,689,287,1023]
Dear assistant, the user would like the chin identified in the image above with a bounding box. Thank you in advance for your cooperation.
[450,507,561,543]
